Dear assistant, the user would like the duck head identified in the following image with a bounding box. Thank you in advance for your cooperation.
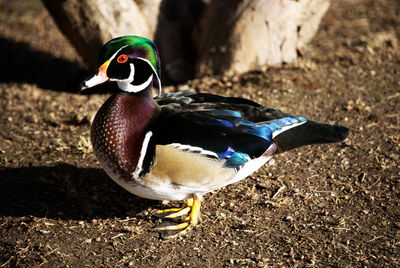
[80,36,161,95]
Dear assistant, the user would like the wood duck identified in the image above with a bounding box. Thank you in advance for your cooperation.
[80,36,349,238]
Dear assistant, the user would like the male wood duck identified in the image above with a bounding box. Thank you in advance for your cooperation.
[80,36,349,238]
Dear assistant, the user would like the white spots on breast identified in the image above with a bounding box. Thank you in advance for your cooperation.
[91,100,128,177]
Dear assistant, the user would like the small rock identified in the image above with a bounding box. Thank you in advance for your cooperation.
[285,216,294,222]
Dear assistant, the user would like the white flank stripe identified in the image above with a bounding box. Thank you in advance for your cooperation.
[132,131,153,179]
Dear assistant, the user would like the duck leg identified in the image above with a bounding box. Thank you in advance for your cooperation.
[153,194,202,238]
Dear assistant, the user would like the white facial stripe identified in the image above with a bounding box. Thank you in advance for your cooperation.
[117,74,153,93]
[110,63,134,83]
[136,57,162,96]
[107,45,130,63]
[132,131,153,179]
[130,63,135,81]
[113,63,134,91]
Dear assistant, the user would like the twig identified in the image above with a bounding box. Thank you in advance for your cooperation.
[366,235,385,243]
[272,185,286,199]
[0,256,14,267]
[386,92,400,100]
[111,233,124,240]
[368,176,381,189]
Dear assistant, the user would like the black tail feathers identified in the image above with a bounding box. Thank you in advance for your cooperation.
[274,121,349,152]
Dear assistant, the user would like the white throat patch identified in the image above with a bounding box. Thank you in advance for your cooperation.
[115,70,154,93]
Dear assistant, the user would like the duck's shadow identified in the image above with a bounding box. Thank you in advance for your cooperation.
[0,163,158,220]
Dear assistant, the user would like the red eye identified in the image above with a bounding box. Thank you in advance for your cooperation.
[117,54,128,63]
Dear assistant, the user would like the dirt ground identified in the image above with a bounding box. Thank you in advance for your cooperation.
[0,0,399,267]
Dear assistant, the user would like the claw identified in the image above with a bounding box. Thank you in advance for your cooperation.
[153,194,202,238]
[155,207,185,218]
[164,206,192,219]
[153,221,190,231]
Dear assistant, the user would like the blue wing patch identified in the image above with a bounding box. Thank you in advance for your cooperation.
[197,110,306,141]
[215,115,307,170]
[217,146,235,158]
[217,147,250,169]
[192,110,308,170]
[223,152,250,168]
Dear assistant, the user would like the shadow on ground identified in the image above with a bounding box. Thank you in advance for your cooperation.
[0,36,88,92]
[0,163,156,220]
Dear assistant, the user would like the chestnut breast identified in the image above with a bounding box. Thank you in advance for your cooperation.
[91,93,156,180]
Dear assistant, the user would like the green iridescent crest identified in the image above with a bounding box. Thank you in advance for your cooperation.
[97,35,160,78]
